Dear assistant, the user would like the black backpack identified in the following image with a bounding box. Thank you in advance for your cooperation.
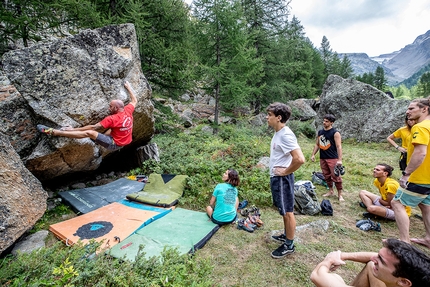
[320,199,333,216]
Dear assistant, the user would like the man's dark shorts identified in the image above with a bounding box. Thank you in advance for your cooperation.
[270,173,295,215]
[95,133,121,151]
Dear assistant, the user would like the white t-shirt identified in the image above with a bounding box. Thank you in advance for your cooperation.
[269,126,300,177]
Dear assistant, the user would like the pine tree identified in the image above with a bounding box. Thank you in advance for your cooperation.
[339,54,354,78]
[0,0,72,55]
[319,36,333,77]
[241,0,290,112]
[417,72,430,97]
[374,66,387,90]
[193,0,264,129]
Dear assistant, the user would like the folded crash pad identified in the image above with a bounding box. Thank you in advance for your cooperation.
[49,202,171,250]
[107,208,219,261]
[59,178,144,214]
[126,174,188,207]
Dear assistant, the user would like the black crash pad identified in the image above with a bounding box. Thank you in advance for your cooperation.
[59,178,144,214]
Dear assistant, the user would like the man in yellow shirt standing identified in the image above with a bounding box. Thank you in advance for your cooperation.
[392,97,430,249]
[359,163,411,220]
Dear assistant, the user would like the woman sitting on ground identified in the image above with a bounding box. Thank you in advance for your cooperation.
[206,169,239,226]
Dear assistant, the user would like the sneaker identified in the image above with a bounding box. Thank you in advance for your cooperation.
[271,243,295,259]
[271,233,286,243]
[359,202,366,208]
[37,124,54,136]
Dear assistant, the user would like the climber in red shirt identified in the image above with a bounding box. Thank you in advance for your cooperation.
[37,81,137,151]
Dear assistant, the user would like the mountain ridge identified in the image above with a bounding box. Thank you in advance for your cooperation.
[342,29,430,86]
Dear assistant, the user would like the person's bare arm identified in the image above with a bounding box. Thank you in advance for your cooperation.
[209,196,216,207]
[124,81,137,107]
[334,131,342,164]
[379,193,394,207]
[273,148,305,176]
[311,136,319,162]
[310,251,376,287]
[400,144,427,187]
[404,144,426,174]
[387,134,405,153]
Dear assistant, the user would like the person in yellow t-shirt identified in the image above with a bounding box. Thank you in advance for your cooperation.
[392,97,430,249]
[387,116,416,171]
[359,164,411,220]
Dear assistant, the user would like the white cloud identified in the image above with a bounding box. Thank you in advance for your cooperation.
[290,0,430,56]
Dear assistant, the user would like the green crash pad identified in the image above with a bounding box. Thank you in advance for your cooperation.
[126,174,188,207]
[107,208,219,261]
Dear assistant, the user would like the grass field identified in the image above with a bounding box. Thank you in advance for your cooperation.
[189,134,428,287]
[1,124,429,286]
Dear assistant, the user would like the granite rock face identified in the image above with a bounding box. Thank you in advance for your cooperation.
[1,24,155,180]
[0,133,48,254]
[317,75,410,142]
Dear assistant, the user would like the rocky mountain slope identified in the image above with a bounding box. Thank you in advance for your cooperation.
[343,29,430,86]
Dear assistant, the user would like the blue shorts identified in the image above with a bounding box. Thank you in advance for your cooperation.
[94,133,121,151]
[270,174,295,215]
[394,185,430,208]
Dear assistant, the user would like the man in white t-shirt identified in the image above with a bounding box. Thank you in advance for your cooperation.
[266,102,305,259]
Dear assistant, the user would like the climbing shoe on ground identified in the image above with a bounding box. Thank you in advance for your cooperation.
[271,233,286,243]
[37,124,54,136]
[334,165,345,177]
[237,219,254,233]
[248,214,264,228]
[240,208,249,217]
[238,200,248,210]
[359,201,366,208]
[356,218,381,232]
[240,205,259,217]
[271,243,295,259]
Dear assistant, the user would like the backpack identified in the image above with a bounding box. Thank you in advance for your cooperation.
[399,152,407,171]
[293,180,321,215]
[320,199,333,216]
[311,171,329,189]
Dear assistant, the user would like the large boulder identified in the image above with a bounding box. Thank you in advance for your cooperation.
[317,75,410,142]
[1,23,154,180]
[0,132,47,254]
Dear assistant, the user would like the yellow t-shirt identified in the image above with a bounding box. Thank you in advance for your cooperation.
[408,120,430,185]
[392,126,412,149]
[373,177,411,216]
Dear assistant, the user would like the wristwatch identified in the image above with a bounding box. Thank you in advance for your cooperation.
[402,171,410,176]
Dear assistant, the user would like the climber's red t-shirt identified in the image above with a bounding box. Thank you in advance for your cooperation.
[100,104,134,146]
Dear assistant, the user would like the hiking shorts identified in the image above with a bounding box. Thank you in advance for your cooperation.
[270,173,295,215]
[373,197,395,220]
[394,185,430,208]
[94,133,122,151]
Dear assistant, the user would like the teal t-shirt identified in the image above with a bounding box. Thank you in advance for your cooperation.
[212,183,238,222]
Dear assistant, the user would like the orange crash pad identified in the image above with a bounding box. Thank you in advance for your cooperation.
[49,202,166,250]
